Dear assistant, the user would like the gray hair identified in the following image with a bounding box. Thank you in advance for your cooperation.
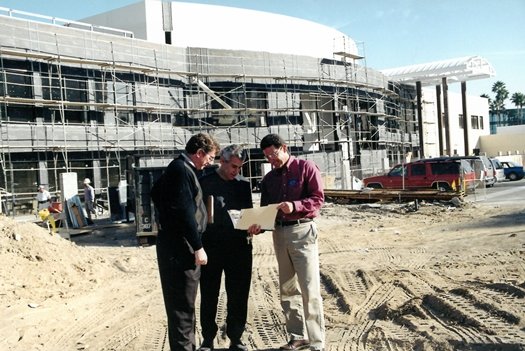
[220,144,247,162]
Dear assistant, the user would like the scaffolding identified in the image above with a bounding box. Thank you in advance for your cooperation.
[0,9,418,216]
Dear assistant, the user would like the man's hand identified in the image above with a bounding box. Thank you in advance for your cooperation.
[194,248,208,265]
[247,224,262,235]
[277,201,294,214]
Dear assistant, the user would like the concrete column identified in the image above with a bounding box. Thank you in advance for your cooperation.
[93,159,101,195]
[436,85,444,156]
[38,161,48,188]
[416,81,424,158]
[461,81,469,155]
[442,77,451,156]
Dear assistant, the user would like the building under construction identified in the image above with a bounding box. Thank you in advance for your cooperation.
[0,1,493,216]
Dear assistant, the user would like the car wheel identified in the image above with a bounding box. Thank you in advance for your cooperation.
[434,182,452,191]
[368,183,382,189]
[508,172,518,181]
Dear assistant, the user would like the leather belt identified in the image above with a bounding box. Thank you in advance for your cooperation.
[275,218,313,227]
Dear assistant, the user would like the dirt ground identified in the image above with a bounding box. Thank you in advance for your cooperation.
[1,198,524,351]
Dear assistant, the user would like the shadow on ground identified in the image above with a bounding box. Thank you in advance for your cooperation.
[69,218,138,247]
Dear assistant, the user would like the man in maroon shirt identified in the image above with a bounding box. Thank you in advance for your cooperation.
[249,134,325,351]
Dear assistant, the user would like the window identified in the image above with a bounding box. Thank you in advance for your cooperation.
[431,162,459,175]
[458,114,463,129]
[134,112,171,124]
[165,31,172,44]
[471,115,480,129]
[42,75,87,102]
[411,163,426,176]
[479,116,484,129]
[6,106,35,122]
[389,165,406,177]
[64,78,87,102]
[42,75,61,100]
[1,71,33,98]
[210,90,267,126]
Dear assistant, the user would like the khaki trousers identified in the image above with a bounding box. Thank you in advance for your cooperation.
[272,221,325,349]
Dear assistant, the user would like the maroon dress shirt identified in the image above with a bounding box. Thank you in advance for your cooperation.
[260,155,324,222]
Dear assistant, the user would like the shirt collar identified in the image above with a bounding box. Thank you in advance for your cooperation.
[275,154,294,174]
[181,152,196,168]
[284,154,295,168]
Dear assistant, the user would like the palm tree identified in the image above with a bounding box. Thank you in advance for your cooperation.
[510,92,525,124]
[491,81,509,125]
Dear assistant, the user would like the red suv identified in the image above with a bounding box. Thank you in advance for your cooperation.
[363,159,476,191]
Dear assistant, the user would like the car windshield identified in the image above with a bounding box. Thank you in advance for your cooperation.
[389,165,406,177]
[460,160,475,174]
[491,159,502,169]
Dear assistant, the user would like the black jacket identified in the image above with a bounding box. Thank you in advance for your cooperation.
[152,154,206,251]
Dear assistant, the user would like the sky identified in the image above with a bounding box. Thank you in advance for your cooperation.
[1,0,524,106]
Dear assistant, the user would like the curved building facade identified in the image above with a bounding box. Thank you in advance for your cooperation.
[83,0,360,59]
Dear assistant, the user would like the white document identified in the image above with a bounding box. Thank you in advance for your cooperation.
[228,204,279,230]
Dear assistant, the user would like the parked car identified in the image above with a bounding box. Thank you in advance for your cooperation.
[490,158,506,183]
[363,158,476,191]
[478,155,496,187]
[433,155,496,188]
[498,161,525,181]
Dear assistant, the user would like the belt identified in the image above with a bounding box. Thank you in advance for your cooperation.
[275,218,313,227]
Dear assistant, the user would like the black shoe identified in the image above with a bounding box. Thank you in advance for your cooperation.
[198,339,214,351]
[229,340,248,351]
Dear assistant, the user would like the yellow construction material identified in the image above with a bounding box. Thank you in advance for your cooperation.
[38,209,56,234]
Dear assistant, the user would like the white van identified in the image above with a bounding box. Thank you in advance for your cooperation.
[477,155,496,187]
[490,158,506,183]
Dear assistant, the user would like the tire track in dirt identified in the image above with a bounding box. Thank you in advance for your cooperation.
[389,272,476,344]
[346,282,404,351]
[320,259,419,350]
[448,286,525,345]
[74,285,163,350]
[129,321,169,351]
[390,270,525,349]
[105,292,169,350]
[49,291,130,350]
[248,265,287,349]
[476,283,525,316]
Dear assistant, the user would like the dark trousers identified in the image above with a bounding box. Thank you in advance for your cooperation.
[156,231,200,351]
[200,240,252,343]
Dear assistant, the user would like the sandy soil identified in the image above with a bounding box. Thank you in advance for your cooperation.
[1,199,524,351]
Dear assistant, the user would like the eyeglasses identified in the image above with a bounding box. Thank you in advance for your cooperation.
[205,153,215,163]
[264,147,282,161]
[201,150,215,163]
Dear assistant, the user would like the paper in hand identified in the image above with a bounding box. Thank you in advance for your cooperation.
[228,204,279,230]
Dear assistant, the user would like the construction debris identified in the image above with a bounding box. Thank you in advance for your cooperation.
[324,188,464,204]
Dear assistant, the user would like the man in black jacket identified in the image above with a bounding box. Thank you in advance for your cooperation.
[152,133,220,351]
[198,145,253,351]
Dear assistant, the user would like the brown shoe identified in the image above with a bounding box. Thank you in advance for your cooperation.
[279,339,310,350]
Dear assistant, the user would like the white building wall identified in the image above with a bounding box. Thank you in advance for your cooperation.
[497,125,525,135]
[82,0,359,59]
[480,125,525,162]
[422,88,490,158]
